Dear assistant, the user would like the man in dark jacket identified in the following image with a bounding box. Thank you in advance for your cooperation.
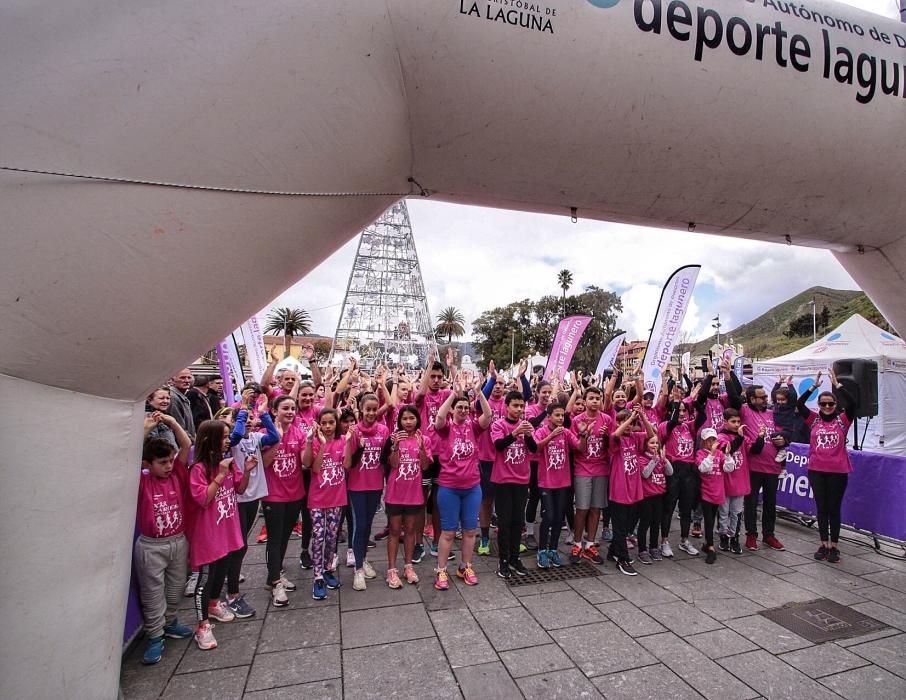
[167,368,196,441]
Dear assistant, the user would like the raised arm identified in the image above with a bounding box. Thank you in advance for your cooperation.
[434,388,458,431]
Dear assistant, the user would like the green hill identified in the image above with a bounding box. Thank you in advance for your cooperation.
[683,287,892,360]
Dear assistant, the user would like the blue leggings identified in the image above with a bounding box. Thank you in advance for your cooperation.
[437,484,482,533]
[349,490,382,569]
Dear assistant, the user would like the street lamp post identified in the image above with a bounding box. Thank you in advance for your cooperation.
[808,298,817,343]
[712,314,722,347]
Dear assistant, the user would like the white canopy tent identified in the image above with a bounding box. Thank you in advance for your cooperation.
[753,315,906,455]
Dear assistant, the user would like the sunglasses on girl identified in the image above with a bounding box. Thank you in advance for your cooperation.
[818,401,836,407]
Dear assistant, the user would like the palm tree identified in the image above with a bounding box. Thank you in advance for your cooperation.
[435,307,466,343]
[264,307,312,356]
[557,269,573,318]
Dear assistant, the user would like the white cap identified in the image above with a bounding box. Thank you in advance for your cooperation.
[700,428,718,441]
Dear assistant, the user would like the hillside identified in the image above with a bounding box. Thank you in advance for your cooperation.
[683,287,892,360]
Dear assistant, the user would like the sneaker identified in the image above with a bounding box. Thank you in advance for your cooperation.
[329,553,339,571]
[478,539,490,556]
[496,560,511,579]
[827,547,841,564]
[226,595,256,619]
[346,549,355,567]
[434,569,449,590]
[207,600,235,623]
[510,559,528,577]
[617,560,638,576]
[429,542,439,557]
[691,523,702,538]
[705,548,717,565]
[367,538,377,548]
[549,550,564,568]
[412,544,425,564]
[194,622,217,650]
[650,547,663,562]
[763,535,785,551]
[312,578,327,600]
[271,582,288,608]
[142,636,164,665]
[638,550,653,565]
[570,544,583,565]
[423,523,434,539]
[238,572,246,584]
[719,535,730,552]
[775,448,789,464]
[362,560,377,579]
[679,539,699,556]
[386,568,403,589]
[323,571,341,589]
[626,535,637,550]
[582,544,605,565]
[602,528,613,542]
[279,574,296,592]
[299,550,313,569]
[660,541,674,558]
[537,549,550,569]
[184,572,199,597]
[730,537,742,555]
[291,521,302,539]
[163,620,193,639]
[519,543,527,554]
[814,545,828,561]
[403,564,419,584]
[256,525,268,543]
[456,565,479,586]
[525,533,538,551]
[374,527,390,541]
[353,569,367,591]
[745,534,758,551]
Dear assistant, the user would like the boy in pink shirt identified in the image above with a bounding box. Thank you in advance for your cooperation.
[717,409,759,555]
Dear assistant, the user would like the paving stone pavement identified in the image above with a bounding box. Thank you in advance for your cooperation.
[121,515,906,699]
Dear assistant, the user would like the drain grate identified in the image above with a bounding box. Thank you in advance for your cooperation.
[506,560,602,586]
[759,598,888,644]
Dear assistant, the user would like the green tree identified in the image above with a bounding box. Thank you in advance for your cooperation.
[557,269,573,318]
[264,307,312,356]
[435,307,466,343]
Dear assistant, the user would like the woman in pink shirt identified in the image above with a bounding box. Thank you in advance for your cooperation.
[187,420,252,650]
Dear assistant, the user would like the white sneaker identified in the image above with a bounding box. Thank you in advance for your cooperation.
[775,448,789,464]
[679,539,699,556]
[279,574,296,592]
[329,553,339,572]
[272,582,288,607]
[362,560,377,579]
[184,572,199,597]
[660,540,674,558]
[346,549,356,567]
[353,569,367,591]
[194,622,217,650]
[207,599,235,623]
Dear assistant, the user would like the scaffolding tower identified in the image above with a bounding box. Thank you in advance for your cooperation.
[329,201,437,369]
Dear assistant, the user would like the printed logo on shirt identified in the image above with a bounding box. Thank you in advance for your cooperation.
[709,406,724,430]
[622,446,639,476]
[504,442,526,465]
[359,446,381,471]
[319,461,346,488]
[397,456,421,481]
[586,435,603,459]
[152,496,182,536]
[729,450,743,472]
[675,434,693,458]
[214,484,237,525]
[451,436,476,461]
[273,454,298,478]
[815,429,841,450]
[650,471,666,488]
[547,441,567,471]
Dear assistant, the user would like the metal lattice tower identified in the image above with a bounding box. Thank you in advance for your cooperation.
[329,201,436,369]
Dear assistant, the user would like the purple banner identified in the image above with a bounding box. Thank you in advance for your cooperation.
[777,443,906,542]
[123,526,143,648]
[215,339,236,405]
[544,315,592,381]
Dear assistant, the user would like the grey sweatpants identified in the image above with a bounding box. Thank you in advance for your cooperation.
[133,533,188,638]
[718,496,744,537]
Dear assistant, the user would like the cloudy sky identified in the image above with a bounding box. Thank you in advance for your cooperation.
[261,0,900,345]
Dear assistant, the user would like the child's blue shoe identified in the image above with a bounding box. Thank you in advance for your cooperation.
[142,636,164,665]
[163,619,193,639]
[323,571,341,589]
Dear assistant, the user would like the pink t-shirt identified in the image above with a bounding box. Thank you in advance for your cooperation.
[608,432,645,504]
[640,453,669,498]
[263,424,306,503]
[293,405,320,434]
[477,396,507,461]
[136,458,189,538]
[698,395,729,433]
[534,424,578,489]
[741,405,781,474]
[490,418,532,485]
[348,421,390,492]
[718,432,751,497]
[385,435,425,505]
[627,399,660,426]
[696,448,727,505]
[806,412,853,473]
[435,418,484,489]
[571,411,614,478]
[187,462,244,567]
[418,389,453,453]
[525,402,547,421]
[308,438,348,509]
[658,420,696,463]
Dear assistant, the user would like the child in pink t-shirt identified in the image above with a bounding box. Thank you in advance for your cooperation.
[637,436,674,566]
[717,409,758,556]
[187,420,253,650]
[696,428,731,565]
[302,408,351,600]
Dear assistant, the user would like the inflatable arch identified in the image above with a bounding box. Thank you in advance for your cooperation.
[1,0,903,696]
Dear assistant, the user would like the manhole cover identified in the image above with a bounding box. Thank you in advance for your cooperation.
[506,560,601,586]
[759,598,888,643]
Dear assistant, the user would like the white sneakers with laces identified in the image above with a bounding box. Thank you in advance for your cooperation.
[679,539,699,556]
[272,582,289,607]
[347,549,356,567]
[660,540,674,558]
[195,622,217,650]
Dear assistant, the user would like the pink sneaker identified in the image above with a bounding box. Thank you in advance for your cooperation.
[434,569,449,591]
[386,568,402,589]
[403,564,419,584]
[194,622,217,650]
[456,564,479,586]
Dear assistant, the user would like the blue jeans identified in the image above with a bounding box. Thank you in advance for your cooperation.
[349,490,382,569]
[437,484,482,532]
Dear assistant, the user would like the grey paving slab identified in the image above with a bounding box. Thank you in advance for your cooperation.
[520,589,607,630]
[258,605,339,654]
[243,678,343,699]
[420,577,468,611]
[793,562,879,591]
[635,560,708,586]
[815,553,893,577]
[639,632,759,700]
[162,666,248,699]
[273,583,338,610]
[595,600,666,638]
[864,569,906,594]
[176,620,263,674]
[516,668,604,699]
[340,602,434,649]
[858,584,906,614]
[685,628,759,659]
[846,633,906,679]
[717,650,843,700]
[551,621,656,677]
[343,638,461,699]
[691,596,767,622]
[592,663,704,700]
[121,637,191,700]
[338,577,422,611]
[245,645,341,692]
[603,574,681,606]
[850,601,906,632]
[510,580,572,597]
[725,614,814,653]
[568,576,623,605]
[819,664,906,700]
[736,554,795,576]
[776,571,868,606]
[454,661,523,700]
[428,608,497,668]
[476,605,551,651]
[643,600,724,636]
[499,642,574,678]
[835,627,902,648]
[458,575,522,612]
[779,643,871,678]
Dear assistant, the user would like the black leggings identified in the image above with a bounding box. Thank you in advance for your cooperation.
[263,499,303,584]
[744,471,778,538]
[638,494,664,551]
[525,461,541,523]
[539,487,569,551]
[299,471,312,550]
[607,501,637,564]
[663,461,697,540]
[701,501,719,549]
[809,470,848,544]
[194,556,229,622]
[494,483,528,563]
[225,499,259,595]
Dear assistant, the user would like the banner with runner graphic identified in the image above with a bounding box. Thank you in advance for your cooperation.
[240,316,269,382]
[594,332,626,377]
[544,315,592,381]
